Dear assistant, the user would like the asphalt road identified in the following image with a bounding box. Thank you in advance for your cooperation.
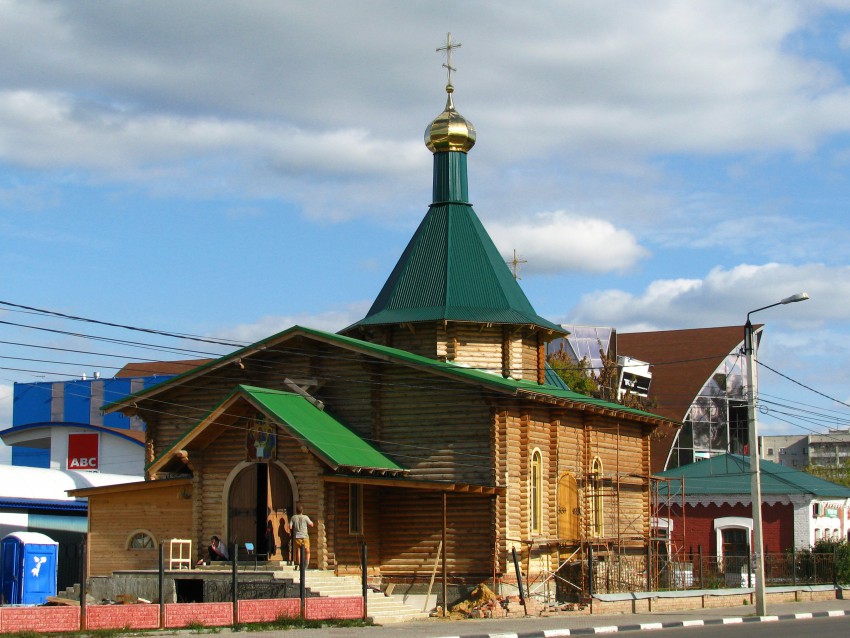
[152,597,850,638]
[626,615,850,638]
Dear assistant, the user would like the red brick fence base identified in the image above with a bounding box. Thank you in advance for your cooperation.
[0,596,363,634]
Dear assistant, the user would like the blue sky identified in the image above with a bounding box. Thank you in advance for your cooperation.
[2,1,850,462]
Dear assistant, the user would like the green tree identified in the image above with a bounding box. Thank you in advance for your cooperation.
[547,345,656,411]
[804,463,850,488]
[547,350,598,395]
[811,538,850,584]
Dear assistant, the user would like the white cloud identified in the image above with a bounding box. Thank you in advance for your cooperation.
[489,211,650,274]
[213,304,369,345]
[566,262,849,330]
[559,260,850,436]
[0,1,849,221]
[0,90,425,176]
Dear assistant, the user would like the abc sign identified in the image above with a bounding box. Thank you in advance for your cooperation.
[69,457,98,469]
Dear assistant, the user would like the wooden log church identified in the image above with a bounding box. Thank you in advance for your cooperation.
[79,49,676,598]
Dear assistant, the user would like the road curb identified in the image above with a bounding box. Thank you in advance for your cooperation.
[426,609,850,637]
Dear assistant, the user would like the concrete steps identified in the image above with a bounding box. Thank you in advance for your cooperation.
[277,566,429,624]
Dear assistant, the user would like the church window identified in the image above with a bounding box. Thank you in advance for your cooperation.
[531,450,542,535]
[590,457,604,537]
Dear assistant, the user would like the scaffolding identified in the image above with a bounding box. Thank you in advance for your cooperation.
[498,476,687,602]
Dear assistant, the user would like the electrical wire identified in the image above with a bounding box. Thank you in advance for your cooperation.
[2,300,849,469]
[0,300,246,348]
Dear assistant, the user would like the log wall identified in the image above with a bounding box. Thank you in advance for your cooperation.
[386,324,439,359]
[321,365,494,485]
[377,490,494,579]
[329,483,382,574]
[495,403,653,572]
[86,482,192,576]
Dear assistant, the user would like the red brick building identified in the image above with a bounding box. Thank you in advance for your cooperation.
[656,454,850,559]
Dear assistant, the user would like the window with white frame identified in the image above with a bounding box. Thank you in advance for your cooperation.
[713,517,752,561]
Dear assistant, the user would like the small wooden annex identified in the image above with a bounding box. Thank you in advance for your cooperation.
[76,79,677,597]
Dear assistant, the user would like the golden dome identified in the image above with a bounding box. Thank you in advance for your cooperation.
[424,84,476,154]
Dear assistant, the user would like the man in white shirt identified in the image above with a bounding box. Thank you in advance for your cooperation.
[288,503,314,567]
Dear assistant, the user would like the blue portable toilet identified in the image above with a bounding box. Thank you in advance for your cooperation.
[1,531,58,605]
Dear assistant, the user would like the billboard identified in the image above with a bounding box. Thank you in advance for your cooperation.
[67,432,99,470]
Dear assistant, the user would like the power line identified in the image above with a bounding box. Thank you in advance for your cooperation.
[0,338,197,364]
[0,319,229,358]
[757,359,850,410]
[0,300,245,348]
[3,301,849,458]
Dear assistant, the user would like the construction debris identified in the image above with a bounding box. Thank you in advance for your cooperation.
[446,583,588,619]
[450,583,500,618]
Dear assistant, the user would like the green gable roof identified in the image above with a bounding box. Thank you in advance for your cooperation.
[656,454,850,498]
[240,385,404,473]
[147,384,405,475]
[346,152,563,334]
[107,324,671,426]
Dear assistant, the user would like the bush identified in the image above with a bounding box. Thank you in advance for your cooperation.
[811,539,850,584]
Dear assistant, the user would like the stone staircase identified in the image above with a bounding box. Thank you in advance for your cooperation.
[277,565,430,624]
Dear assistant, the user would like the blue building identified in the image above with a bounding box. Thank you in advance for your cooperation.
[0,361,205,592]
[3,360,207,473]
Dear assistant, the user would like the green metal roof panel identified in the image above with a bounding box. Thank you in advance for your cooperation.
[296,327,665,421]
[544,363,571,391]
[656,454,850,498]
[239,386,404,472]
[350,202,563,332]
[108,324,671,425]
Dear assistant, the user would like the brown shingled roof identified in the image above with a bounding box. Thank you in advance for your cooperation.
[616,325,751,472]
[115,359,213,378]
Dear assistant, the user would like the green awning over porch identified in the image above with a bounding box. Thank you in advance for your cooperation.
[240,385,405,474]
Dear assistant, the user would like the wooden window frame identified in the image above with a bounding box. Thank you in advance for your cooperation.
[349,484,364,535]
[126,529,157,550]
[530,449,543,535]
[590,457,604,537]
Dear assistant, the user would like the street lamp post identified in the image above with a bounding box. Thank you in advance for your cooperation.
[745,292,809,616]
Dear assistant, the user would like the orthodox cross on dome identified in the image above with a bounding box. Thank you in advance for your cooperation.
[437,32,461,87]
[507,249,528,280]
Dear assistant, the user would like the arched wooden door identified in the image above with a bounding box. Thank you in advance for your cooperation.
[228,463,293,559]
[557,472,580,541]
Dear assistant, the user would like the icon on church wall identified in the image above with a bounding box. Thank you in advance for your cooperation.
[246,413,276,462]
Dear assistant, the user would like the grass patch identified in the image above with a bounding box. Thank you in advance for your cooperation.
[185,619,221,634]
[239,616,372,632]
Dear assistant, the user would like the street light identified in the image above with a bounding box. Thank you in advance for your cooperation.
[745,292,809,616]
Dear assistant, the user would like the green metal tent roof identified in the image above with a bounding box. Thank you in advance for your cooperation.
[656,454,850,498]
[239,385,404,473]
[346,152,563,334]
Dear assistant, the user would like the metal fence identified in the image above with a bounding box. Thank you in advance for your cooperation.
[588,551,838,594]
